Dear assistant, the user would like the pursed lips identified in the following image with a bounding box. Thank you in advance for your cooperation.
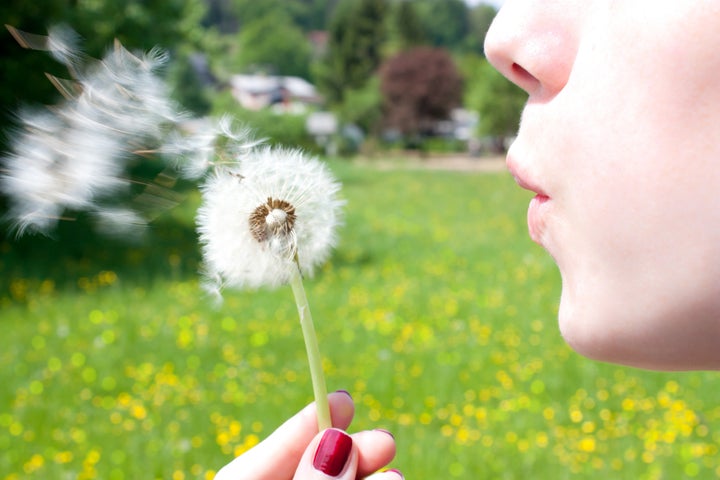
[506,157,551,245]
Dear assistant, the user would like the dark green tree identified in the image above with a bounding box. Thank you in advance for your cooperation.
[466,4,498,55]
[413,0,469,50]
[1,1,70,137]
[394,1,427,49]
[283,0,338,32]
[0,0,206,149]
[230,0,286,27]
[232,11,314,79]
[203,0,239,33]
[229,0,335,32]
[166,50,213,115]
[315,0,388,105]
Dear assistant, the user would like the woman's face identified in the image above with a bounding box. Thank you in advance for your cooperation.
[485,1,720,370]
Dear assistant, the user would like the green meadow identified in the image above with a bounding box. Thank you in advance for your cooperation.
[2,160,720,479]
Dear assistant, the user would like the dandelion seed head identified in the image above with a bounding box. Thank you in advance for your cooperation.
[197,146,343,292]
[249,198,296,243]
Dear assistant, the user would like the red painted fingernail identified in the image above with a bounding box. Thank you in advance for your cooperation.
[334,389,352,399]
[313,429,353,476]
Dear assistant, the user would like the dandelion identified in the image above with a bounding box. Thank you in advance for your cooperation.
[197,146,343,430]
[4,24,345,432]
[197,146,342,290]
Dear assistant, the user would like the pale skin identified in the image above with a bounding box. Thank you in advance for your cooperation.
[214,391,400,480]
[485,0,720,371]
[218,1,720,477]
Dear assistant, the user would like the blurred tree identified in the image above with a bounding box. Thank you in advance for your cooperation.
[68,1,206,55]
[336,76,383,135]
[466,4,498,55]
[315,0,388,105]
[413,0,469,50]
[203,0,239,33]
[1,1,69,139]
[462,56,526,150]
[285,0,338,32]
[231,0,288,26]
[166,50,214,115]
[231,10,313,79]
[229,0,335,32]
[0,0,207,150]
[394,1,427,49]
[379,47,463,141]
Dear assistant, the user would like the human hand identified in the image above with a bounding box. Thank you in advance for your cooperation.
[214,390,402,480]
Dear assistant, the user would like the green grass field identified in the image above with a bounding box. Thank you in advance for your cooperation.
[2,160,720,479]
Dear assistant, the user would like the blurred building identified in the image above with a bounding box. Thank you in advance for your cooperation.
[229,74,322,114]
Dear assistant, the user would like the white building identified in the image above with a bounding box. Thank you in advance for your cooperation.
[229,74,321,113]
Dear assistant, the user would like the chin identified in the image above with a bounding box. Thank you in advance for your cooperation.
[557,301,720,372]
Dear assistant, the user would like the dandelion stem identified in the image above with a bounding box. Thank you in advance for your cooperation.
[289,259,332,431]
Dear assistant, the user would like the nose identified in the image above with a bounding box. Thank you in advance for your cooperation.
[484,0,581,99]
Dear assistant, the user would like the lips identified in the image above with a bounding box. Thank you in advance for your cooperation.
[527,194,550,244]
[506,157,551,245]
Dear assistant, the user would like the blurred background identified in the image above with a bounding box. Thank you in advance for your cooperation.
[0,0,521,159]
[4,1,720,480]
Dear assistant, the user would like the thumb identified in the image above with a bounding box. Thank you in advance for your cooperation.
[214,391,355,480]
[293,429,358,480]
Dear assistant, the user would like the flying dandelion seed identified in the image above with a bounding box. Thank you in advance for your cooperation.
[0,25,186,236]
[158,115,263,180]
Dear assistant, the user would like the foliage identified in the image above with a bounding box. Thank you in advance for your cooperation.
[228,0,335,33]
[276,0,338,33]
[231,10,313,79]
[335,77,383,135]
[462,56,527,143]
[3,162,720,479]
[379,47,463,137]
[392,1,427,50]
[166,50,214,116]
[413,0,470,50]
[315,0,388,105]
[211,92,319,152]
[466,4,499,55]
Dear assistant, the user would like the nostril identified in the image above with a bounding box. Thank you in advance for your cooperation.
[511,63,540,91]
[511,63,531,78]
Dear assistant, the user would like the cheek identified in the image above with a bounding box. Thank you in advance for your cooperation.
[546,17,720,368]
[554,134,720,369]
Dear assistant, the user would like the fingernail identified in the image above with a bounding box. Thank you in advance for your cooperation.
[313,429,353,476]
[334,389,352,399]
[385,468,404,479]
[374,428,394,439]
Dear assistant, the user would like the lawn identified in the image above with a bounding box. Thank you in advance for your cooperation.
[1,159,719,479]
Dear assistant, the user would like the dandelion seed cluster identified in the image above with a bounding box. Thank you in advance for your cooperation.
[0,26,188,236]
[196,146,343,293]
